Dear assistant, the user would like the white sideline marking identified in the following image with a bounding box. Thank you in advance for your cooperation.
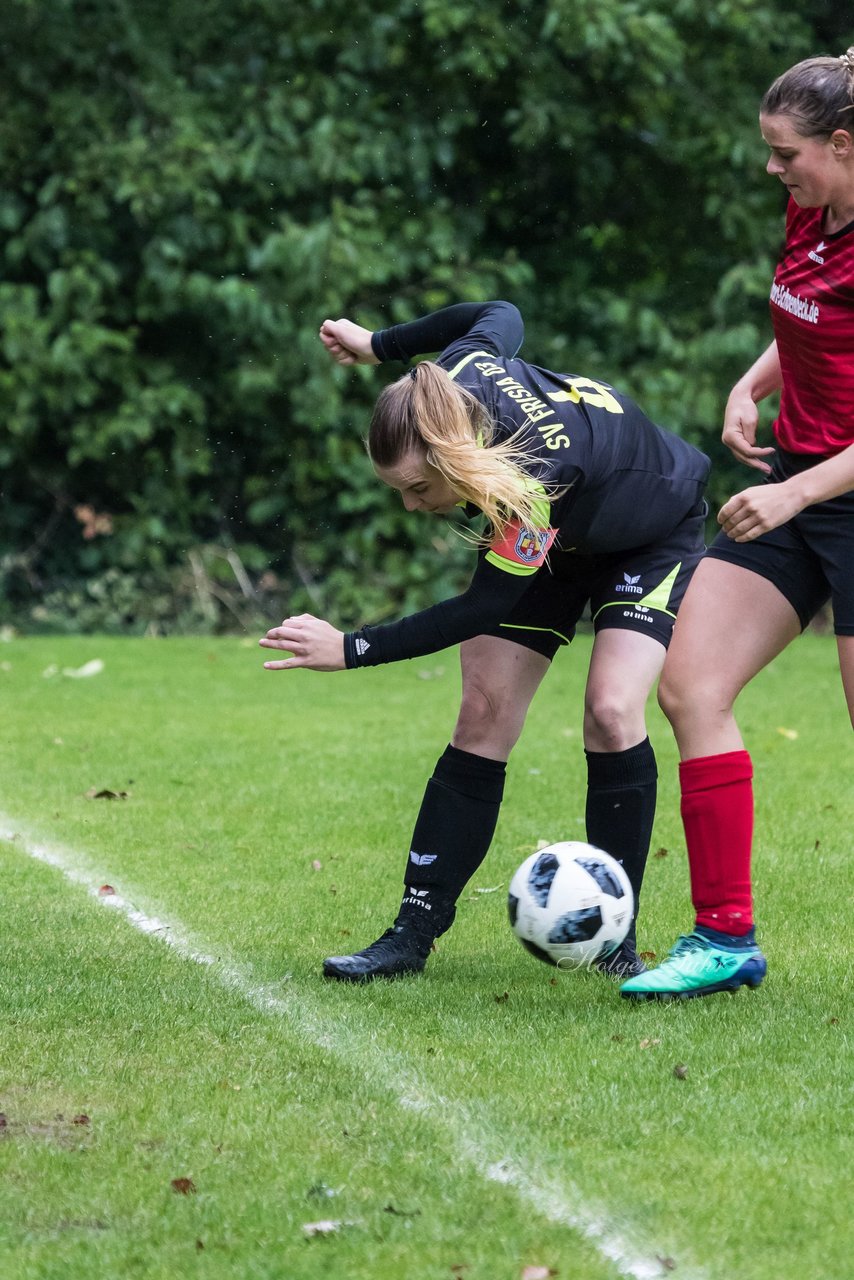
[2,817,697,1280]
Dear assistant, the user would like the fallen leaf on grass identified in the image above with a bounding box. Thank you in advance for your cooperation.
[673,1064,688,1080]
[657,1256,677,1272]
[639,950,657,962]
[86,788,129,800]
[653,846,669,859]
[383,1202,422,1217]
[170,1178,196,1195]
[522,1266,558,1279]
[639,1038,661,1050]
[302,1219,354,1238]
[98,885,117,896]
[72,1114,90,1126]
[311,860,323,871]
[63,659,105,679]
[494,991,509,1004]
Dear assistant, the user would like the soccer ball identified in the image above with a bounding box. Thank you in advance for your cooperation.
[507,841,633,969]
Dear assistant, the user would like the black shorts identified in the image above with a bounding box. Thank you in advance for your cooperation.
[705,448,854,636]
[485,501,707,660]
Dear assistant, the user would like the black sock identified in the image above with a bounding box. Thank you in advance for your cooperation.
[585,738,657,927]
[399,744,506,935]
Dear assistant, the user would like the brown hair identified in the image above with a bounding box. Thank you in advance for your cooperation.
[368,361,551,541]
[762,47,854,137]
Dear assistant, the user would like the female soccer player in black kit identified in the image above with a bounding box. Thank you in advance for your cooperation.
[261,301,710,981]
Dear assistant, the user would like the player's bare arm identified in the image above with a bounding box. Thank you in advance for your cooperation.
[721,341,782,474]
[720,439,854,541]
[718,482,807,541]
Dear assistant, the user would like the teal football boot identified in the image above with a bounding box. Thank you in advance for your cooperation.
[620,931,767,1000]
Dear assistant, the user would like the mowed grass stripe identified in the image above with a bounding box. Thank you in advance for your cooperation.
[2,817,686,1280]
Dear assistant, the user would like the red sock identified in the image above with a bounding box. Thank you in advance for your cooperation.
[679,751,754,935]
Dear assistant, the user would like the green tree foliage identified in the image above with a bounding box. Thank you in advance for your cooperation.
[0,0,844,631]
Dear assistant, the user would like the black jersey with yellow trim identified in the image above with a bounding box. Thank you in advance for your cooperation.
[345,302,709,668]
[436,325,709,555]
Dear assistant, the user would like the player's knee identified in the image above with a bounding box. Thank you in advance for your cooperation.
[657,666,729,731]
[583,691,644,752]
[453,684,522,756]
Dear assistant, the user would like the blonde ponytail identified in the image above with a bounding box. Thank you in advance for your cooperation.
[368,362,553,542]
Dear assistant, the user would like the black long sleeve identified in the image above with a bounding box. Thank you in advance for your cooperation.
[344,554,531,668]
[370,301,523,364]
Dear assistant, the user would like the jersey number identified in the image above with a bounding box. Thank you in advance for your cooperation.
[546,377,624,415]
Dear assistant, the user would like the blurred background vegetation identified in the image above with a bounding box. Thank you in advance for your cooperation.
[0,0,849,634]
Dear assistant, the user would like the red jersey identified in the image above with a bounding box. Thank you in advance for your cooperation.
[770,199,854,455]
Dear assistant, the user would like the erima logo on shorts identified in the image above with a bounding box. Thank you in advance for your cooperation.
[409,851,437,866]
[615,572,642,595]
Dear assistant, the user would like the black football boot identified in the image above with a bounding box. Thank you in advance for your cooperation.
[322,903,456,983]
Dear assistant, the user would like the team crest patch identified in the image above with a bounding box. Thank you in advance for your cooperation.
[515,528,547,562]
[489,520,557,568]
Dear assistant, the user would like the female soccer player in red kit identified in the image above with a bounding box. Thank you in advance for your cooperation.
[622,48,854,999]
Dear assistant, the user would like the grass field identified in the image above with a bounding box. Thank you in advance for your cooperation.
[1,632,851,1280]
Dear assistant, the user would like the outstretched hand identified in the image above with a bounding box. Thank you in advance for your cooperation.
[319,318,379,366]
[260,614,346,671]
